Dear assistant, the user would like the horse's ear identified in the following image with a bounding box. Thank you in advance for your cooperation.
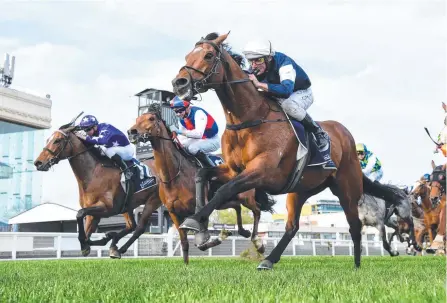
[214,31,230,45]
[442,102,447,113]
[431,160,436,169]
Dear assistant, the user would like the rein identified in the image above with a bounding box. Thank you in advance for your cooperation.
[180,39,250,94]
[133,119,183,184]
[180,39,289,132]
[43,130,93,166]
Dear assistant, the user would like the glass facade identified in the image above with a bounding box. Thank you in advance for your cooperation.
[0,120,47,228]
[311,199,343,214]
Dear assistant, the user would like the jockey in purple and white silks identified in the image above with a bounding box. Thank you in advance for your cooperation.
[76,114,135,180]
[242,40,330,152]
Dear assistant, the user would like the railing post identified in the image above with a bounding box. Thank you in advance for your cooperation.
[12,234,17,260]
[57,235,62,259]
[365,241,369,256]
[331,240,335,256]
[208,247,212,256]
[232,238,236,256]
[380,241,384,256]
[349,241,352,256]
[167,232,173,257]
[134,237,138,257]
[312,240,316,256]
[292,238,296,256]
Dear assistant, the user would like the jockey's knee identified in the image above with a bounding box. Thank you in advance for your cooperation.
[280,99,307,121]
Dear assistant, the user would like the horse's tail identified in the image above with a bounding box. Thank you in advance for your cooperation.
[255,189,276,213]
[362,174,405,205]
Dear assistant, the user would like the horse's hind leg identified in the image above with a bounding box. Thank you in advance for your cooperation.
[330,176,362,268]
[379,224,399,257]
[258,193,307,270]
[109,211,138,259]
[118,197,162,256]
[233,204,251,238]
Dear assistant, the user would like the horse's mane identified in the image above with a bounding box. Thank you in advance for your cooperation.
[203,32,246,69]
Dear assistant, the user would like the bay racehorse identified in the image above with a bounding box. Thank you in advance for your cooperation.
[127,104,275,264]
[34,115,162,258]
[171,32,412,270]
[426,161,446,254]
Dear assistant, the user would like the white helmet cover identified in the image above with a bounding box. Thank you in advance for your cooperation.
[242,40,275,59]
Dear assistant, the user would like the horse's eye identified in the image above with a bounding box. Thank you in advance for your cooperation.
[149,117,155,122]
[204,52,214,60]
[54,138,62,144]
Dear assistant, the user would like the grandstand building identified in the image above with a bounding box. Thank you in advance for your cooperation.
[0,53,52,231]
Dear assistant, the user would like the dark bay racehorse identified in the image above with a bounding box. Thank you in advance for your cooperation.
[171,32,410,270]
[34,118,162,258]
[128,104,275,264]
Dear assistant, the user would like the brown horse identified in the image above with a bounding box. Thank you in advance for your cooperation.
[411,176,441,248]
[34,118,162,258]
[127,105,275,264]
[426,161,446,254]
[171,32,409,270]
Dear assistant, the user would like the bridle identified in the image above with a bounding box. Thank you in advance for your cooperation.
[429,166,446,206]
[130,115,184,184]
[179,39,250,96]
[42,130,92,167]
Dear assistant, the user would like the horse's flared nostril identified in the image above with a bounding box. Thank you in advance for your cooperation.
[173,77,189,88]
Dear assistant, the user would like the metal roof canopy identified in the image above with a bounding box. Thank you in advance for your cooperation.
[8,203,78,224]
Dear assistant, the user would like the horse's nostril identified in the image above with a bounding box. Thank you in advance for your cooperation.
[34,160,42,167]
[174,77,189,87]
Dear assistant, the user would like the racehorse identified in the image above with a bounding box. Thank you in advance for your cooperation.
[171,32,413,269]
[34,115,162,258]
[358,184,419,257]
[426,161,446,254]
[127,104,275,264]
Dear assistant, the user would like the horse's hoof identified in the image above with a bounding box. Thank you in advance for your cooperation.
[392,251,399,257]
[179,218,201,232]
[194,231,211,247]
[238,229,251,238]
[109,247,122,259]
[81,245,91,257]
[257,259,273,271]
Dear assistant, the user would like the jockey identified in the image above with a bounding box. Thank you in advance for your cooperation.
[169,96,221,167]
[356,143,383,182]
[76,114,134,180]
[242,40,329,152]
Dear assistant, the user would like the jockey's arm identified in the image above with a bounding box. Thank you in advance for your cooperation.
[179,110,207,139]
[266,64,296,98]
[363,153,378,175]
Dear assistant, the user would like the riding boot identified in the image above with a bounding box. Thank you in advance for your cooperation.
[300,113,330,152]
[195,150,215,167]
[111,154,132,181]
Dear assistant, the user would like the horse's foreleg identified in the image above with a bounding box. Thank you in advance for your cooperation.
[76,204,108,257]
[180,165,259,234]
[170,214,189,265]
[379,224,399,257]
[118,197,162,256]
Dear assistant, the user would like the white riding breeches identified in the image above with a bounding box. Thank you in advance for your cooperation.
[365,169,384,182]
[277,87,314,121]
[178,135,221,155]
[99,144,135,161]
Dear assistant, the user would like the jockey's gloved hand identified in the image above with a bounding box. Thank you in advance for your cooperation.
[75,131,87,140]
[169,125,182,135]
